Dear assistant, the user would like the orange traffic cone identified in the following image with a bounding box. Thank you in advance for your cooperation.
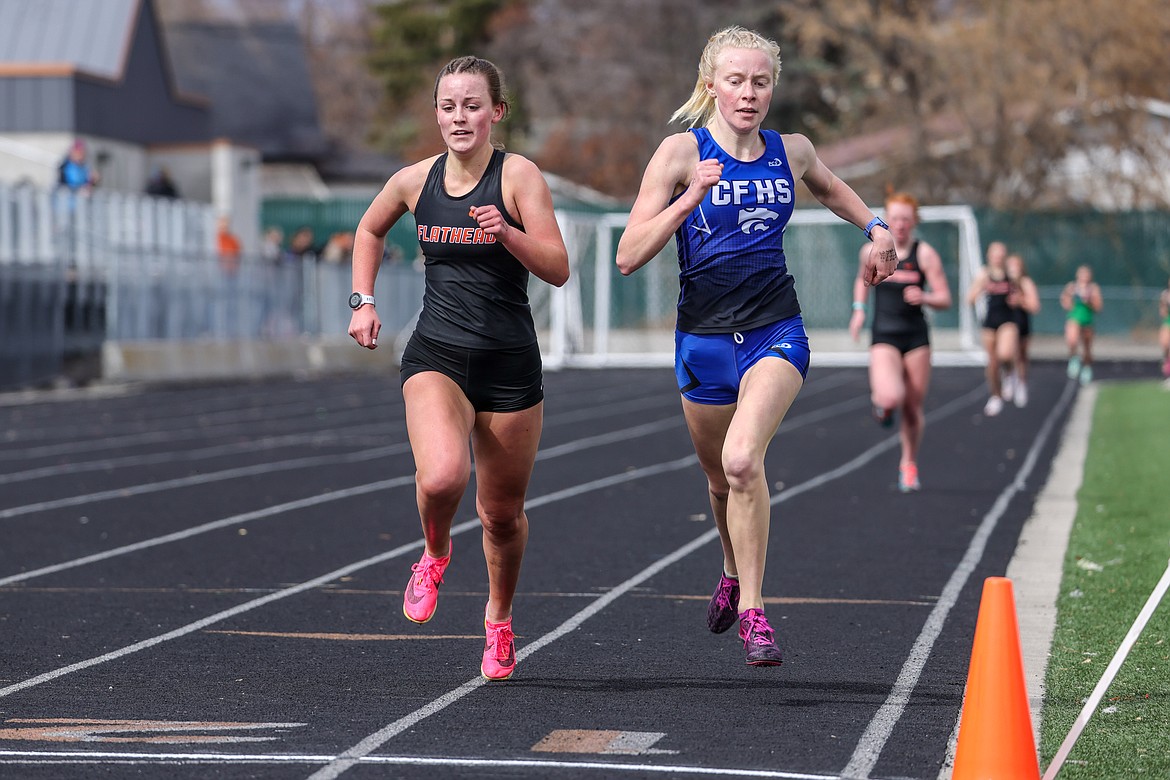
[952,576,1041,780]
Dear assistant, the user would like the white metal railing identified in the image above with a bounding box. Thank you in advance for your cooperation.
[0,182,427,387]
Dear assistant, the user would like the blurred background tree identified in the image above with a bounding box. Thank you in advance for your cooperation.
[768,0,1170,209]
[161,0,1170,208]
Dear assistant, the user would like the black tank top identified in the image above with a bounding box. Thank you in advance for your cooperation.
[871,241,928,339]
[413,149,536,349]
[982,268,1013,329]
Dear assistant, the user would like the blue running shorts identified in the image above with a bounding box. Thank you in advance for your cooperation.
[674,314,810,405]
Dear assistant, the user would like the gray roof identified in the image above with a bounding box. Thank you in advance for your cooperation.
[164,20,328,160]
[0,0,140,80]
[0,1,326,160]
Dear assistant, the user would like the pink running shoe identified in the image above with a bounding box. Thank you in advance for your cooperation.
[402,544,451,624]
[738,608,783,666]
[707,572,740,633]
[899,462,921,493]
[482,615,516,681]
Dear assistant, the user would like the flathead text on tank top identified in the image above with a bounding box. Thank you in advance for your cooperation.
[416,225,498,244]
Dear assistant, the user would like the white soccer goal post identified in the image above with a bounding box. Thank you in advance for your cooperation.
[535,205,984,370]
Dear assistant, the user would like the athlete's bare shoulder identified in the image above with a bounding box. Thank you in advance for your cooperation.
[656,130,701,162]
[380,155,439,208]
[777,132,817,178]
[644,130,701,188]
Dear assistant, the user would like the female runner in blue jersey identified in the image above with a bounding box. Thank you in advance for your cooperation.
[616,26,896,667]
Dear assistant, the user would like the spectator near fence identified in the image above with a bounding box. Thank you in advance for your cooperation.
[58,139,99,194]
[321,232,354,265]
[261,226,285,265]
[286,226,317,263]
[145,167,180,199]
[216,215,242,275]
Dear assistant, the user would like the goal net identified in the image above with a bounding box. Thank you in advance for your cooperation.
[533,205,984,369]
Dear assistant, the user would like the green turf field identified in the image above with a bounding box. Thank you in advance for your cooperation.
[1039,380,1170,777]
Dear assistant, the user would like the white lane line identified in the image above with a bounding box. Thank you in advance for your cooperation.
[0,750,842,778]
[0,379,662,462]
[306,386,985,780]
[0,456,698,699]
[1042,557,1170,780]
[0,476,414,587]
[0,382,965,713]
[840,379,1077,779]
[0,386,405,448]
[0,403,684,516]
[0,430,410,486]
[0,368,841,466]
[0,418,687,587]
[0,370,849,497]
[0,400,403,459]
[1,374,974,775]
[302,530,729,780]
[0,388,858,583]
[0,389,675,483]
[0,445,411,519]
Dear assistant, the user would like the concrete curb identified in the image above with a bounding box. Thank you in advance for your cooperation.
[938,384,1095,780]
[101,338,398,384]
[96,334,1160,385]
[1007,383,1097,740]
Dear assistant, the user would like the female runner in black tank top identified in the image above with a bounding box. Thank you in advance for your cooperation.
[966,241,1019,416]
[869,241,930,354]
[348,56,568,681]
[849,192,951,493]
[1005,253,1040,407]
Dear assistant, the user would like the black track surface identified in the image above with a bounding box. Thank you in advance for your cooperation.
[0,361,1153,779]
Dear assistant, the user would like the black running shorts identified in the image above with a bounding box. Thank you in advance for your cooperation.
[400,331,544,413]
[871,329,931,355]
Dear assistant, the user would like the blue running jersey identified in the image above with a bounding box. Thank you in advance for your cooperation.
[673,128,801,334]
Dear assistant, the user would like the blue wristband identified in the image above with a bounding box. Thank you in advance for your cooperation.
[864,216,889,241]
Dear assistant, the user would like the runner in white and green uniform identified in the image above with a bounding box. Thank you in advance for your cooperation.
[1060,264,1102,385]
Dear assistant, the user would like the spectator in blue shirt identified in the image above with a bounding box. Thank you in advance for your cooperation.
[58,140,99,193]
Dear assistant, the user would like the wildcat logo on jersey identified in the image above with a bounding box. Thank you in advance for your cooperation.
[738,207,780,234]
[417,225,497,245]
[711,179,792,206]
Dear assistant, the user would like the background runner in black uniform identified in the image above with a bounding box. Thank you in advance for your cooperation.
[849,192,951,492]
[1005,252,1041,408]
[348,55,568,681]
[967,241,1018,416]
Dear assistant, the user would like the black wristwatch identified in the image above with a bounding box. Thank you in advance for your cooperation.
[864,216,889,241]
[349,292,376,309]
